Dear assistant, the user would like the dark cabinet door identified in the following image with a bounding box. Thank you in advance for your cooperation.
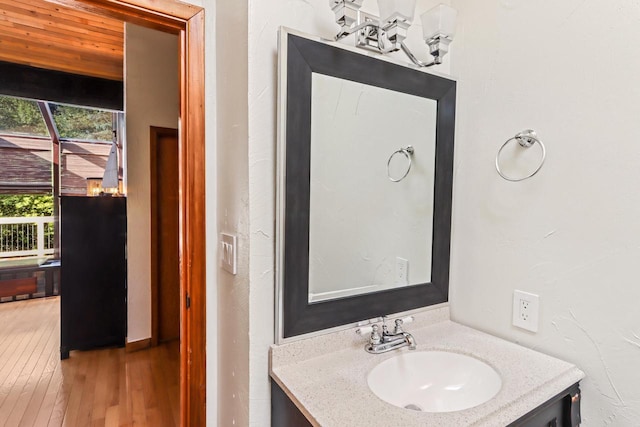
[60,196,127,359]
[508,383,581,427]
[271,381,313,427]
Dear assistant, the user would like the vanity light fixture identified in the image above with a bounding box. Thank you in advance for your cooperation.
[330,0,457,67]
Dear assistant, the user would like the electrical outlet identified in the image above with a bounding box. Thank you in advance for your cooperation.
[395,257,409,286]
[512,290,539,332]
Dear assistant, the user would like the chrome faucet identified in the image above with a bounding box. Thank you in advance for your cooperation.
[359,317,416,354]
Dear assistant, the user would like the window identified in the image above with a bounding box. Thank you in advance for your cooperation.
[50,103,114,142]
[0,96,49,137]
[0,95,124,195]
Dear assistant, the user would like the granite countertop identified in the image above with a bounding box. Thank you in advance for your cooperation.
[270,308,585,427]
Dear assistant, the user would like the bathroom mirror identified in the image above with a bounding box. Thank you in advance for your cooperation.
[276,29,456,339]
[309,73,437,302]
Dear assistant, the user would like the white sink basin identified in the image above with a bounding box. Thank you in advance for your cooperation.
[367,351,502,413]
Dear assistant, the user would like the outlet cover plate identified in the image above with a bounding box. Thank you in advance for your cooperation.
[513,290,539,332]
[395,257,409,286]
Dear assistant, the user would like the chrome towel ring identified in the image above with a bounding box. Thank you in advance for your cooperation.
[387,146,414,182]
[495,129,546,182]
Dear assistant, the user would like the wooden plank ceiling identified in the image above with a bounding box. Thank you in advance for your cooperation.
[0,0,123,81]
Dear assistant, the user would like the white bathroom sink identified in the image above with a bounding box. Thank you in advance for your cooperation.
[367,351,502,413]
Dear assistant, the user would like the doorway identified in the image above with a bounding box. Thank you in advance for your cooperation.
[151,127,180,344]
[69,2,206,425]
[0,0,206,423]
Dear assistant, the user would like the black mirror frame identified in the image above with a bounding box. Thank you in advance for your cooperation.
[280,32,456,338]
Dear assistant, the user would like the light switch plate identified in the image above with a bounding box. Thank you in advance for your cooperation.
[220,233,237,275]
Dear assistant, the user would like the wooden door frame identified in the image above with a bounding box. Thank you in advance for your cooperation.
[54,0,207,424]
[150,126,179,347]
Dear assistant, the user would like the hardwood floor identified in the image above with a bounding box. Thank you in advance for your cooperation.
[0,297,179,427]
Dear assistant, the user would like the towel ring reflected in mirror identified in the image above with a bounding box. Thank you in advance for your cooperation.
[495,129,546,182]
[387,145,415,182]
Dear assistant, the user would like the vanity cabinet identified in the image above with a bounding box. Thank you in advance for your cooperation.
[271,380,581,427]
[272,381,313,427]
[508,383,581,427]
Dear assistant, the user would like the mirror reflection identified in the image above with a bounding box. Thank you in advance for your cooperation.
[308,73,437,302]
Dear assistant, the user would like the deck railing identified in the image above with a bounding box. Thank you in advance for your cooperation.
[0,216,55,258]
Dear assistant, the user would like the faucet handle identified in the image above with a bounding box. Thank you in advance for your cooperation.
[370,324,382,345]
[356,324,382,344]
[393,318,405,334]
[393,316,414,334]
[381,316,390,335]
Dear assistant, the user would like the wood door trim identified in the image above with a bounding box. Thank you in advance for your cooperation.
[72,0,200,21]
[181,14,206,427]
[50,0,197,31]
[125,337,152,352]
[150,126,179,348]
[69,1,206,425]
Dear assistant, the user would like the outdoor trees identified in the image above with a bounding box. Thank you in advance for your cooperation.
[0,195,53,217]
[0,96,48,136]
[49,104,113,141]
[0,95,114,141]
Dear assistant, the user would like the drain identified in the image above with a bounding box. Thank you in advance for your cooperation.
[404,403,423,412]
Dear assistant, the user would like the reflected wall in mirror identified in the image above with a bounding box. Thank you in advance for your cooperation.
[277,29,456,340]
[309,73,437,302]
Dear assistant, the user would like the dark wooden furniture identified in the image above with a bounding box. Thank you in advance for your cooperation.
[0,260,60,300]
[60,196,127,359]
[508,383,581,427]
[40,260,60,296]
[271,381,313,427]
[271,380,581,427]
[0,277,37,299]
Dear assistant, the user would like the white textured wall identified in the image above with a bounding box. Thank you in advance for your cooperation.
[449,1,640,424]
[215,0,251,426]
[124,23,178,342]
[247,4,330,425]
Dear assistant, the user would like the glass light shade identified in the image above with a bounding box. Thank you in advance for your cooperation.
[420,3,457,40]
[377,0,416,23]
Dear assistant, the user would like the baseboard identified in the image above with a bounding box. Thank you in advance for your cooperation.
[125,338,152,353]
